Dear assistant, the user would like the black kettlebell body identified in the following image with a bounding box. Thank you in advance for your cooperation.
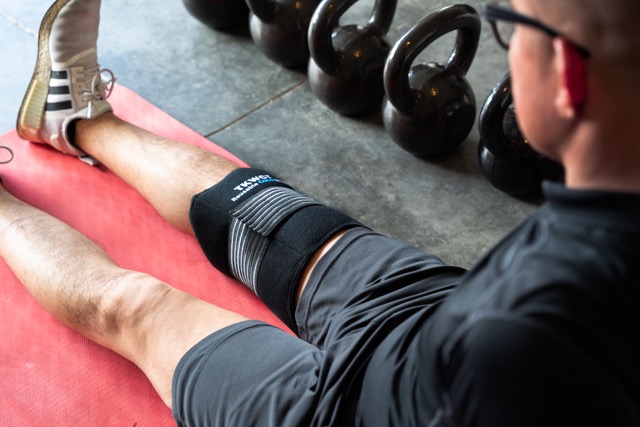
[478,71,564,197]
[382,4,480,156]
[182,0,249,30]
[308,0,397,116]
[248,0,322,69]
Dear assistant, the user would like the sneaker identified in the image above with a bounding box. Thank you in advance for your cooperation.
[16,0,115,166]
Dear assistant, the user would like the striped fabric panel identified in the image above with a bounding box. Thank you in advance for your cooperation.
[231,187,319,235]
[46,69,73,112]
[228,219,269,293]
[228,187,320,293]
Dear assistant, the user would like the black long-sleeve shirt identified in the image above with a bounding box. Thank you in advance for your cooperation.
[359,183,640,426]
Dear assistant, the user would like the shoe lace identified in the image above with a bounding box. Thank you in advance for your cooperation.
[82,66,117,118]
[0,145,14,164]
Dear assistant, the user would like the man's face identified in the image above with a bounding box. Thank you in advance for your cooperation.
[508,0,564,160]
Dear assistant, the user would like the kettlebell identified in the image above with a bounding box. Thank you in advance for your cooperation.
[182,0,249,30]
[382,4,480,157]
[478,71,564,198]
[247,0,322,69]
[308,0,397,116]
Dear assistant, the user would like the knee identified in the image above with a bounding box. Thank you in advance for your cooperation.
[80,269,172,339]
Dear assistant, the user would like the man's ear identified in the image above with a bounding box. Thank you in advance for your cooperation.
[553,38,588,119]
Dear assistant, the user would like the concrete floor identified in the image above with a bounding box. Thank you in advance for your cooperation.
[0,0,539,269]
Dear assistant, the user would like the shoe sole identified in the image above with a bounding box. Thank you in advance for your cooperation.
[16,0,72,142]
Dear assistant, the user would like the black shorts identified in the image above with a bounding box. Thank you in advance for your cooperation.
[172,227,465,427]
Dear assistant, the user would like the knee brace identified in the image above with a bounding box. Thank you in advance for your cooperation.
[189,168,364,332]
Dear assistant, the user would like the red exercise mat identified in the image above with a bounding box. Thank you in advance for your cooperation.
[0,85,288,426]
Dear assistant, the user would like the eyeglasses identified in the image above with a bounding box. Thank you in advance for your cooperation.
[483,3,591,58]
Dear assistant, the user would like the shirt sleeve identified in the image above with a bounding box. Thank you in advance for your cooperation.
[439,315,638,427]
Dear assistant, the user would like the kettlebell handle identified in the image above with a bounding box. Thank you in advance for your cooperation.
[384,4,481,114]
[479,71,512,156]
[308,0,397,74]
[246,0,276,22]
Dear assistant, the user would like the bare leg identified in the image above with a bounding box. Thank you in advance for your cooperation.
[74,112,239,234]
[0,185,247,407]
[73,113,344,298]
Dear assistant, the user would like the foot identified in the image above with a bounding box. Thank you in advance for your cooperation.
[16,0,115,166]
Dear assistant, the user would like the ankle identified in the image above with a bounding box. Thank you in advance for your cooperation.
[72,112,116,153]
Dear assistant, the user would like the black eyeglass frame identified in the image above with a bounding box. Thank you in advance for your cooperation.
[483,3,591,58]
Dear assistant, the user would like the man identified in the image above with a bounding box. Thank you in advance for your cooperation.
[2,0,639,425]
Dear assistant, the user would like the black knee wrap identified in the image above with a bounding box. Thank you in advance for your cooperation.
[189,168,364,332]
